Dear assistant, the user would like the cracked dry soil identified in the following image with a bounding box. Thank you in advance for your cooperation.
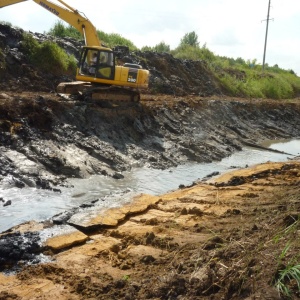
[0,161,299,300]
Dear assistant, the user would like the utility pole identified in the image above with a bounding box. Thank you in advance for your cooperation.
[262,0,273,71]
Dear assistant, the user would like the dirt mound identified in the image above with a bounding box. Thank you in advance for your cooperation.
[0,23,222,96]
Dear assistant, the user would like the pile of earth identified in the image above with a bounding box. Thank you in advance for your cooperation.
[0,23,222,96]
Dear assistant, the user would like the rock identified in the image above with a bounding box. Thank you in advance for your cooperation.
[3,200,11,206]
[0,231,42,270]
[0,93,12,100]
[113,172,124,179]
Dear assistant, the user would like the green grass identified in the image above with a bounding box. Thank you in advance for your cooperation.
[273,219,300,298]
[275,264,300,298]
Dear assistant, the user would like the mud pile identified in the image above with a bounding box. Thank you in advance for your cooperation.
[0,23,221,96]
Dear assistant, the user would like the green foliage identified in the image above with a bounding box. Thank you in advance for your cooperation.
[47,21,81,39]
[21,33,40,56]
[172,44,215,61]
[97,30,137,50]
[141,41,170,53]
[275,264,300,298]
[179,31,199,47]
[207,53,300,99]
[48,21,138,50]
[22,32,76,75]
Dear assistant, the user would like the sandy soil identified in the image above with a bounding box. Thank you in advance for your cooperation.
[0,160,299,300]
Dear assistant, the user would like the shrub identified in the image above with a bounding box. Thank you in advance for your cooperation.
[97,30,137,50]
[141,41,171,53]
[172,44,215,61]
[179,31,199,47]
[48,21,81,39]
[22,33,76,75]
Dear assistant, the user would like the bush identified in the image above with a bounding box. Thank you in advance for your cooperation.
[22,33,76,75]
[172,44,215,61]
[97,30,137,50]
[141,42,171,53]
[48,21,81,39]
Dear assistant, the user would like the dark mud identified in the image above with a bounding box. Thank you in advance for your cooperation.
[1,93,300,191]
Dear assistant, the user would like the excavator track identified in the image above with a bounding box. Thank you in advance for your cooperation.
[57,82,141,103]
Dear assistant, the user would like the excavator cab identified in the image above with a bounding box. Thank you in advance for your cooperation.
[78,47,115,80]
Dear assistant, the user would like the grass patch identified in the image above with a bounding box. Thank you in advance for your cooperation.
[273,218,300,298]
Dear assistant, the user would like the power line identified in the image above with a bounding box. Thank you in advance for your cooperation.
[262,0,274,71]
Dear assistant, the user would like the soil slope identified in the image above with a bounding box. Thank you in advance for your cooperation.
[1,93,300,191]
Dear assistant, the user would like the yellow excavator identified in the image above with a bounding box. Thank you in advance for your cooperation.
[0,0,149,102]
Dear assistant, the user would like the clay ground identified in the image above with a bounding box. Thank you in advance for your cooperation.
[0,161,299,300]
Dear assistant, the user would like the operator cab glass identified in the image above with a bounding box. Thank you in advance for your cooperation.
[79,48,115,80]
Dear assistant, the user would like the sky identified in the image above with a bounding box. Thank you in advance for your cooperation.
[0,0,300,75]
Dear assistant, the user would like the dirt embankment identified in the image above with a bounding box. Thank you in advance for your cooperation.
[0,93,300,190]
[0,161,300,300]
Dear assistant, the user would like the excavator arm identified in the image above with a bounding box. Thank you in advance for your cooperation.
[0,0,26,6]
[0,0,100,46]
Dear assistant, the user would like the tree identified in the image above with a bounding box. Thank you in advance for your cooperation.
[48,21,81,39]
[97,31,137,51]
[180,31,199,47]
[141,41,170,53]
[153,41,170,53]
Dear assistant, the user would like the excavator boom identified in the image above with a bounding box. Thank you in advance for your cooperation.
[0,0,100,46]
[0,0,26,6]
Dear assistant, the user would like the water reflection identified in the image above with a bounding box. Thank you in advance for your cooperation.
[0,139,299,233]
[261,139,300,156]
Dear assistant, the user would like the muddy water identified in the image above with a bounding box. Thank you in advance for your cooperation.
[0,140,299,233]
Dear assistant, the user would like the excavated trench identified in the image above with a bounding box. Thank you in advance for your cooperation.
[0,94,300,235]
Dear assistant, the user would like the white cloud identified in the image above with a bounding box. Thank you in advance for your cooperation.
[0,0,299,75]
